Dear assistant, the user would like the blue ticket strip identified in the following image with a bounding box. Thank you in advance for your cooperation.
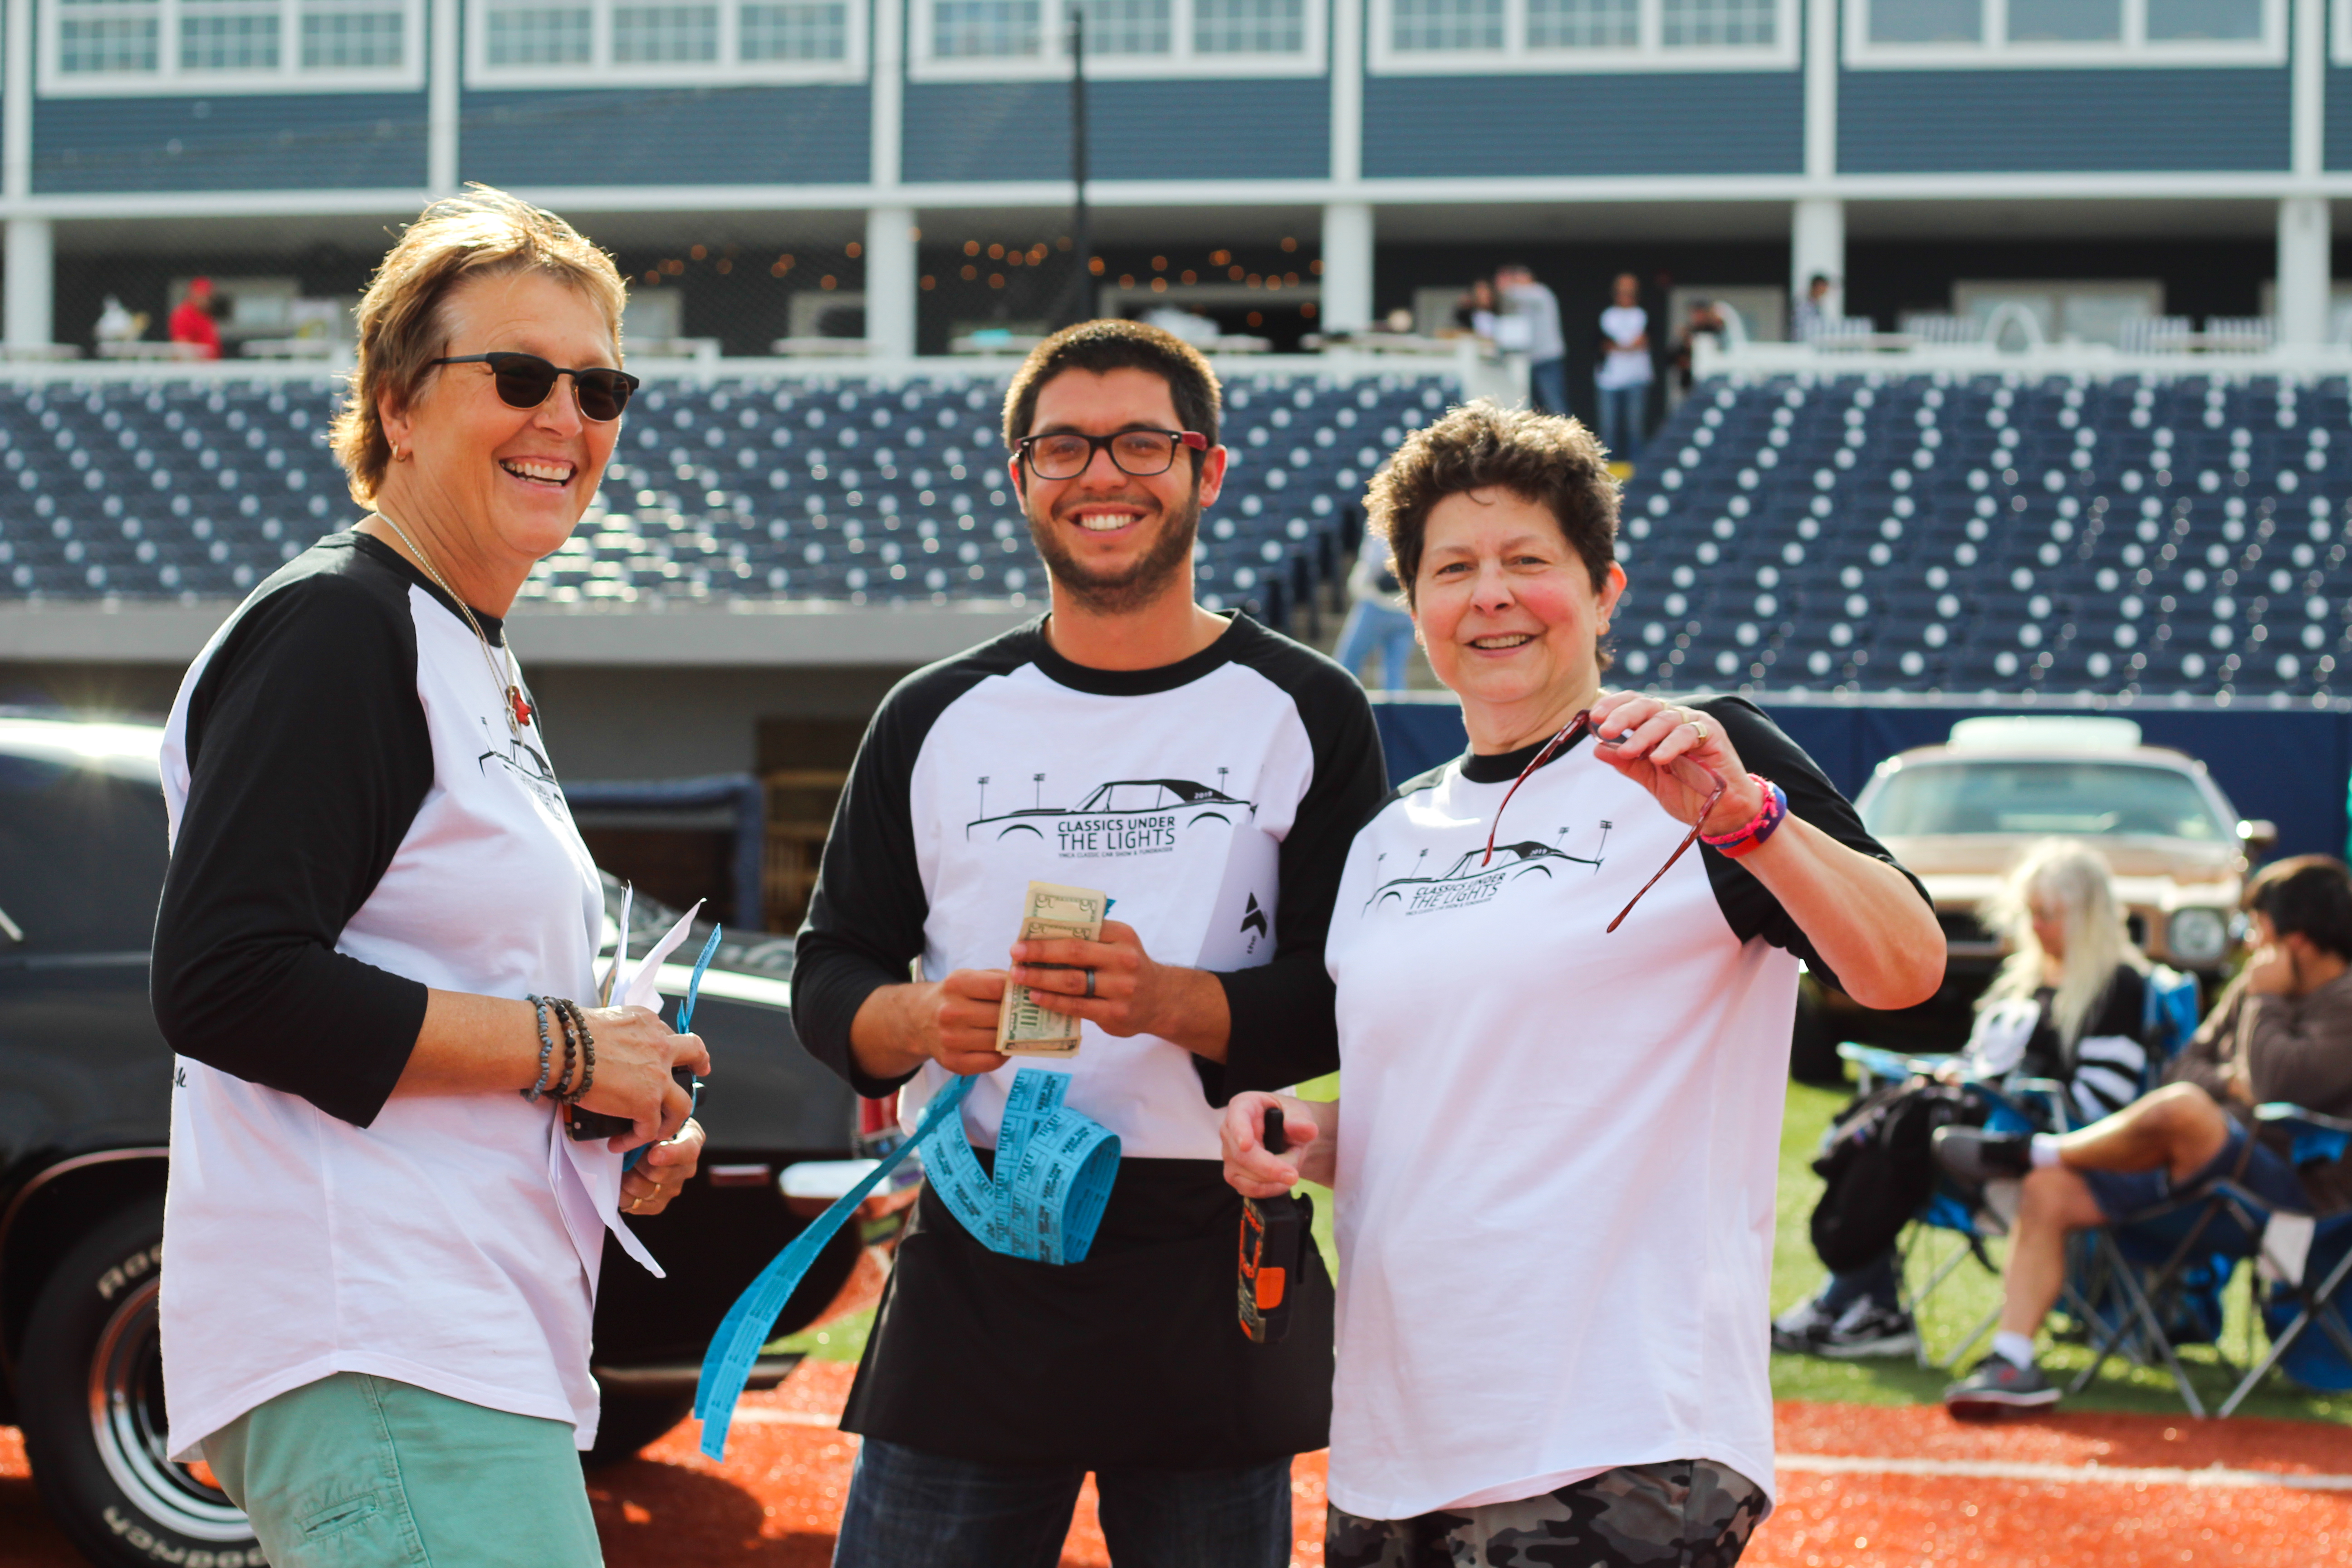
[692,1066,1120,1459]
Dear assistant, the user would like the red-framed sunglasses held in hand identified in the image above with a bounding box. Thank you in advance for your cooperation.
[1480,710,1727,934]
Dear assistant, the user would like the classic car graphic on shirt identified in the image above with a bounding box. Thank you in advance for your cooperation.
[965,775,1256,858]
[1364,824,1612,916]
[475,714,567,811]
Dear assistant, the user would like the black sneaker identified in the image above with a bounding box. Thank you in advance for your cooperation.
[1771,1294,1840,1354]
[1944,1352,2061,1416]
[1932,1126,2035,1185]
[1819,1300,1921,1360]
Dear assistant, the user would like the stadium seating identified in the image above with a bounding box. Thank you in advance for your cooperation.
[1622,372,2352,703]
[0,372,1455,632]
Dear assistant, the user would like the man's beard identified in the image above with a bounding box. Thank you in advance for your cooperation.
[1027,485,1201,616]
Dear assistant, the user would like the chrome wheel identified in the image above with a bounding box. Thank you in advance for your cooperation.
[85,1273,252,1543]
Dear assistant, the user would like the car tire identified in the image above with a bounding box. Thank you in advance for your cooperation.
[18,1199,266,1568]
[581,1389,698,1469]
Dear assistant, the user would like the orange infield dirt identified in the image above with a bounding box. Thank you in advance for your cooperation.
[7,1381,2352,1566]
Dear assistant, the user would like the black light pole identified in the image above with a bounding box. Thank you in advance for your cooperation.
[1067,9,1094,324]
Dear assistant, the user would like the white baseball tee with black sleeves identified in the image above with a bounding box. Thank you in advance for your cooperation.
[1320,696,1927,1523]
[792,611,1388,1466]
[152,531,658,1462]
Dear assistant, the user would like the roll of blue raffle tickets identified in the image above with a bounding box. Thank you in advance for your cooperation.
[693,1063,1120,1459]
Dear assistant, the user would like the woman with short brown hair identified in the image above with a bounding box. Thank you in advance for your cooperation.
[151,186,704,1566]
[1224,401,1944,1566]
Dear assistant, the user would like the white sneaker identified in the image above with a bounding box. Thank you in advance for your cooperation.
[1819,1298,1921,1360]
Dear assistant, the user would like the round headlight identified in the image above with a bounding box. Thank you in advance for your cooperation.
[2167,907,2229,964]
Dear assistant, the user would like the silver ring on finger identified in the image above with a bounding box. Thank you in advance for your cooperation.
[1083,967,1097,998]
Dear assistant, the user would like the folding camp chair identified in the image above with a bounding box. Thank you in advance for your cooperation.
[2214,1104,2352,1414]
[1835,1043,2065,1370]
[1829,965,2206,1372]
[2065,1102,2352,1417]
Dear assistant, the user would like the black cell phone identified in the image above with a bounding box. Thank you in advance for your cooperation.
[1238,1105,1302,1346]
[566,1064,699,1142]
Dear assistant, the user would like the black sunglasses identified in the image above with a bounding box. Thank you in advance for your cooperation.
[430,353,641,422]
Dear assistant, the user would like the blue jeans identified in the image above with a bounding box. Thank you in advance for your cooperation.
[1334,599,1416,695]
[1597,383,1647,464]
[834,1435,1293,1568]
[1528,357,1568,416]
[1819,1249,1904,1314]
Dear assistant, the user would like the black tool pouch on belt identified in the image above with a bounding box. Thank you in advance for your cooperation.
[1808,1080,1989,1274]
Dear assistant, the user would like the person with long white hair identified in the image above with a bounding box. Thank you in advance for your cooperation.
[1774,838,2154,1360]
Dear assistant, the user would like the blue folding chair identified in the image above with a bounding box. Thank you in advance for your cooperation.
[2064,1102,2352,1416]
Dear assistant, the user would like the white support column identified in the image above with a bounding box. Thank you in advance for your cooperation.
[2293,0,2325,180]
[1803,0,1837,181]
[1791,196,1843,321]
[2278,196,2332,349]
[870,0,903,188]
[1321,201,1373,335]
[429,0,461,192]
[4,0,32,204]
[7,217,53,353]
[1329,0,1362,186]
[866,206,918,361]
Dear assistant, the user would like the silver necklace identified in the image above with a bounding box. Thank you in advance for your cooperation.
[370,509,533,743]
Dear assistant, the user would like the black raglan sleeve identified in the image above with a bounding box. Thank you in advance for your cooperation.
[151,573,436,1127]
[792,668,983,1099]
[1692,696,1932,998]
[1203,649,1390,1103]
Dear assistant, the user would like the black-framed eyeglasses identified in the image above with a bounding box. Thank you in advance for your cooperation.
[1481,710,1726,934]
[429,353,641,422]
[1015,428,1207,480]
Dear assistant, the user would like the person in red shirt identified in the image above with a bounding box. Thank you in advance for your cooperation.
[169,277,222,359]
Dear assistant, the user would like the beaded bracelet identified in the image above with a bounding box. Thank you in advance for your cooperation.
[568,1003,598,1103]
[522,995,558,1102]
[1700,774,1789,860]
[549,998,580,1102]
[552,998,595,1105]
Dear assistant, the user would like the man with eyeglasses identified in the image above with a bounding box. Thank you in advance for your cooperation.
[792,319,1387,1566]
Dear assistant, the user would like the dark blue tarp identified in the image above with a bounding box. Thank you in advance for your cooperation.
[1372,699,2352,862]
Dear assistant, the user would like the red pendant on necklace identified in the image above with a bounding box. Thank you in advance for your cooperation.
[509,688,534,727]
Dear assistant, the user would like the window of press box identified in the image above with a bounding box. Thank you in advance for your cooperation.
[1372,0,1793,68]
[48,0,420,90]
[1856,0,2276,61]
[470,0,864,81]
[915,0,1321,76]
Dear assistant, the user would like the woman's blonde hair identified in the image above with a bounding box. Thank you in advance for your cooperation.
[1978,838,2147,1047]
[329,185,627,505]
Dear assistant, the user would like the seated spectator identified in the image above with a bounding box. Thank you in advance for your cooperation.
[169,277,222,360]
[1451,279,1499,340]
[1672,299,1726,393]
[1775,839,2153,1359]
[1934,855,2352,1415]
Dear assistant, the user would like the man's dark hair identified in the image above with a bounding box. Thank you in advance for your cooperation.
[2245,855,2352,961]
[1363,397,1618,612]
[1001,318,1221,458]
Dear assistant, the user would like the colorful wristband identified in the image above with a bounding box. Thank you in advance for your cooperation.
[1700,775,1788,859]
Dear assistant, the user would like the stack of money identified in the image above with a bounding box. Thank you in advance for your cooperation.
[998,881,1107,1057]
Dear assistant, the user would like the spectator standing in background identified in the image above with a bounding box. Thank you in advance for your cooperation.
[1793,273,1835,343]
[1496,264,1566,416]
[1672,299,1727,396]
[1333,531,1415,696]
[1452,279,1501,341]
[169,277,222,360]
[1594,272,1652,465]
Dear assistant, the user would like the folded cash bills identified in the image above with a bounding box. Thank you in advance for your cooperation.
[996,880,1107,1057]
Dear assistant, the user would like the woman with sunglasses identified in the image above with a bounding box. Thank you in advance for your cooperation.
[1219,401,1945,1567]
[150,186,702,1566]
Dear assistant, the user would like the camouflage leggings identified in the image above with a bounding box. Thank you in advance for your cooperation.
[1325,1458,1766,1568]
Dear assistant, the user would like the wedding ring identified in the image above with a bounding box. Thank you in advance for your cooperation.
[1083,968,1097,998]
[1689,719,1709,743]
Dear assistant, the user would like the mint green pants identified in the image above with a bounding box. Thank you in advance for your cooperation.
[203,1372,603,1567]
